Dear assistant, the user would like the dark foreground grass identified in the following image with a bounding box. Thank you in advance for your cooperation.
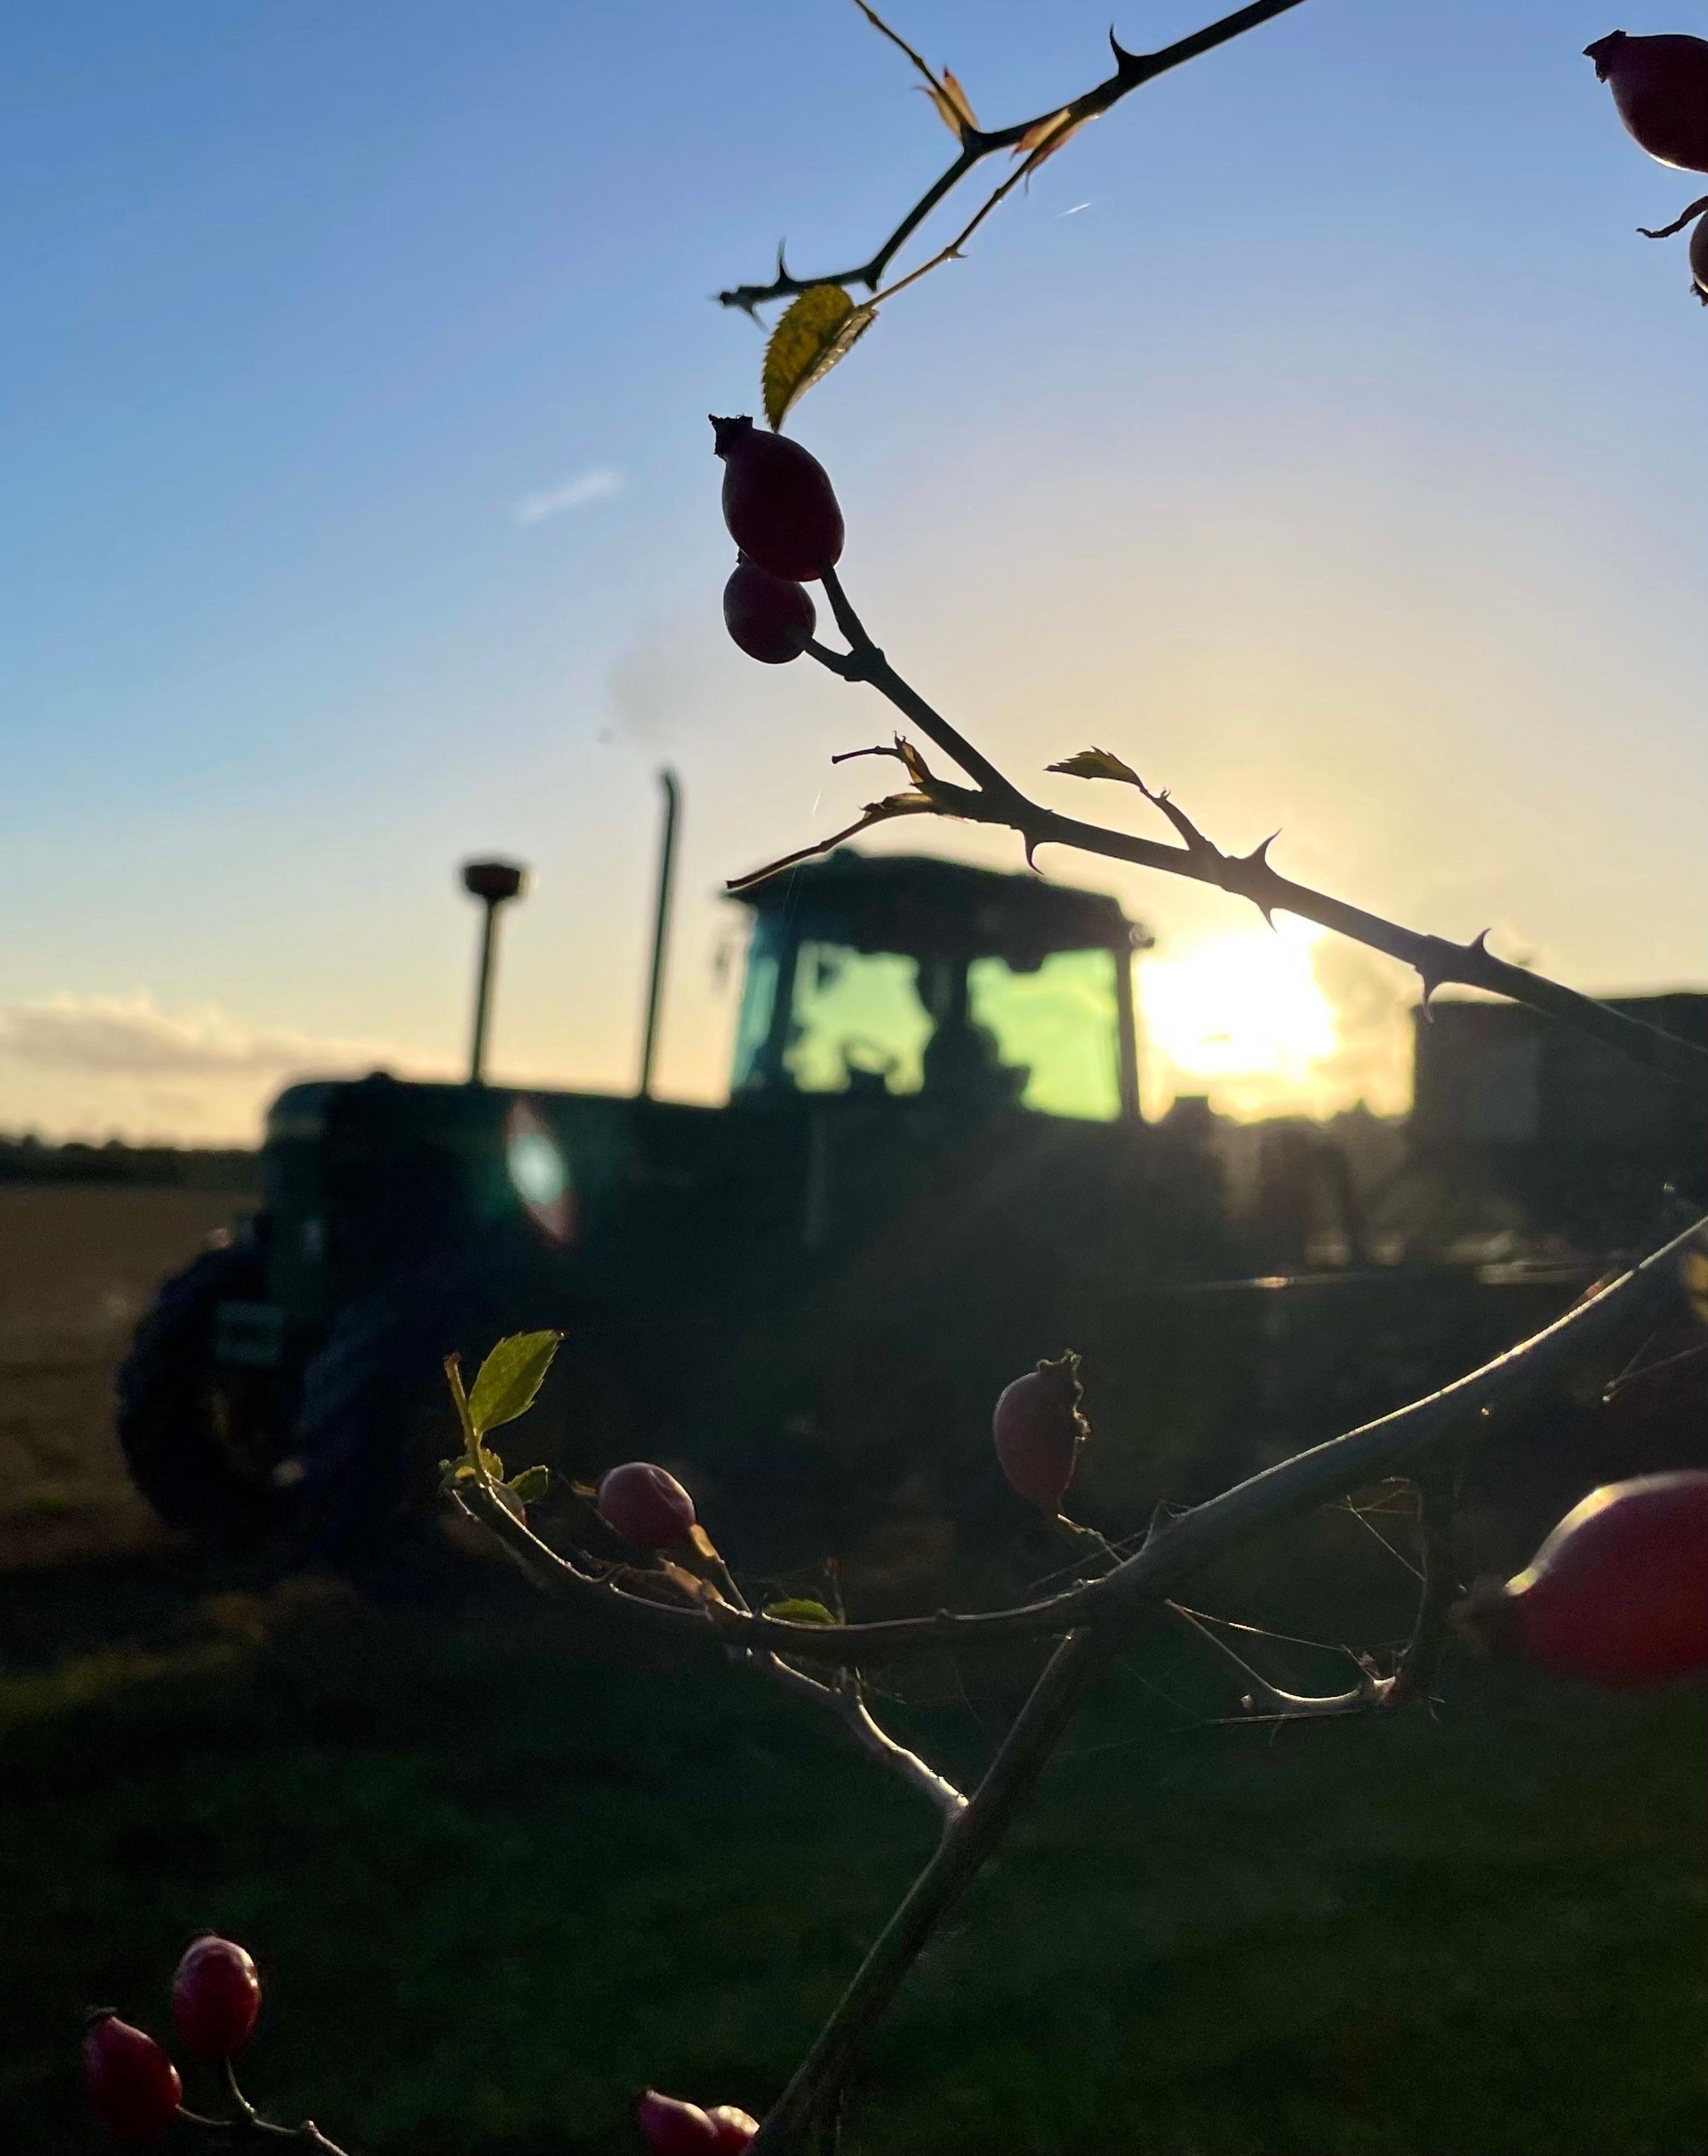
[1,1561,1703,2156]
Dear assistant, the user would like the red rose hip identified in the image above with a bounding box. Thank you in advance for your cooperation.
[1458,1469,1708,1689]
[171,1933,261,2060]
[711,414,844,582]
[993,1353,1088,1513]
[724,559,816,664]
[83,2015,181,2145]
[597,1461,697,1549]
[633,2089,721,2153]
[1587,31,1708,171]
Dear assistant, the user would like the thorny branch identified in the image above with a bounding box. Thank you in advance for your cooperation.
[745,1630,1112,2155]
[718,0,1313,316]
[749,1651,969,1822]
[1166,1601,1383,1722]
[454,1135,1702,2156]
[469,532,1708,2149]
[738,564,1708,1094]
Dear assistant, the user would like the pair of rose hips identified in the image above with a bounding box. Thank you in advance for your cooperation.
[712,414,844,666]
[1587,29,1708,297]
[634,2087,758,2153]
[989,1357,1708,1694]
[593,1363,1091,1551]
[84,1935,260,2145]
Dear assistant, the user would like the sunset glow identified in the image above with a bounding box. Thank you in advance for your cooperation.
[1138,918,1346,1120]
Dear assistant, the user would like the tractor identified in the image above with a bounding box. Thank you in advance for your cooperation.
[115,788,1249,1590]
[115,787,1600,1593]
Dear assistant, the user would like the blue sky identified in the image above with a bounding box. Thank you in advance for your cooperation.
[4,0,1707,1136]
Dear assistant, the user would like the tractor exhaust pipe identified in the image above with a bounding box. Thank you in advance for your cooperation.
[638,768,680,1099]
[461,859,528,1084]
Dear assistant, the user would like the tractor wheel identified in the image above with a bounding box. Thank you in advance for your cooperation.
[288,1250,524,1595]
[115,1239,290,1556]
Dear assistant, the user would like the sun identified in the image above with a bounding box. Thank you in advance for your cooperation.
[1138,917,1342,1119]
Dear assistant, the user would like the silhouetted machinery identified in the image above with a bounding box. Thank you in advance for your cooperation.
[116,796,1235,1583]
[121,787,1690,1587]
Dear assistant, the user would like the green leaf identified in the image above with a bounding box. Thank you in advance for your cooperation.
[763,1597,837,1627]
[468,1331,562,1441]
[508,1465,551,1506]
[763,285,876,430]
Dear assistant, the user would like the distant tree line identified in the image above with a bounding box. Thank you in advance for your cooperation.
[0,1133,256,1189]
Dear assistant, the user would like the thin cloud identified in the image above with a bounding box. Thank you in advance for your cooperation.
[511,464,624,526]
[0,994,423,1079]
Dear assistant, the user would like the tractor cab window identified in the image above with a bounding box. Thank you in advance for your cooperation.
[733,920,933,1098]
[786,942,933,1095]
[967,948,1122,1122]
[732,912,1124,1121]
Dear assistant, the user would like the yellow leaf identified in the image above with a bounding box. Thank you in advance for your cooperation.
[1047,747,1144,786]
[893,735,932,788]
[1683,1243,1708,1329]
[940,67,977,130]
[763,285,877,430]
[763,1597,837,1626]
[1013,106,1087,169]
[923,67,977,136]
[925,85,963,136]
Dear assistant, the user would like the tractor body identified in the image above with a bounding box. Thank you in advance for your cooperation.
[118,849,1244,1578]
[116,845,1601,1587]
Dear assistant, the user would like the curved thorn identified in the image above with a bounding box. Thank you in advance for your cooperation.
[1108,24,1143,67]
[1466,928,1493,961]
[777,239,792,280]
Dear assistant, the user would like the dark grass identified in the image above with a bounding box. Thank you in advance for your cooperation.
[2,1557,1704,2156]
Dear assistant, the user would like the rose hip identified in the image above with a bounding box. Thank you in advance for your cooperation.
[83,2015,181,2146]
[993,1353,1088,1513]
[597,1461,697,1549]
[724,559,816,664]
[1586,31,1708,171]
[1458,1469,1708,1688]
[711,414,844,582]
[633,2089,721,2153]
[171,1933,261,2061]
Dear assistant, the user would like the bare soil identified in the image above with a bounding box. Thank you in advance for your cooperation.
[0,1184,249,1570]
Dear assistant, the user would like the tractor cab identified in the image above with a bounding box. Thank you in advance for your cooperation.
[727,850,1146,1124]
